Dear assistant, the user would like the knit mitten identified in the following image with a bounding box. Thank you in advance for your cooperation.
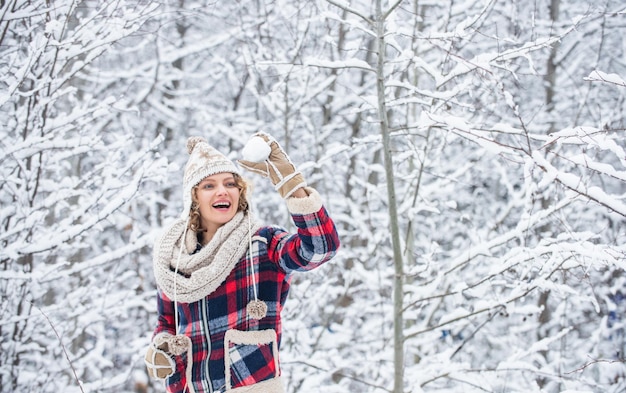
[239,132,306,199]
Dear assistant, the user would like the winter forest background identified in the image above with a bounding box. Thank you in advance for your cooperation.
[1,0,625,392]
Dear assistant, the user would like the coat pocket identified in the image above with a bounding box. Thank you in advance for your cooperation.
[223,329,280,391]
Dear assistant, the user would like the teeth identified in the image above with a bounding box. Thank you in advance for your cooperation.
[213,202,230,208]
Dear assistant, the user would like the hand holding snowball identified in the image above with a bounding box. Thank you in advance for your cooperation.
[241,135,272,163]
[239,132,307,199]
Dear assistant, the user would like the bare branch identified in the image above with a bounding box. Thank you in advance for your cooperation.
[32,303,85,393]
[566,356,626,374]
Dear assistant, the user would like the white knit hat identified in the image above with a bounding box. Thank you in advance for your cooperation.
[181,136,239,218]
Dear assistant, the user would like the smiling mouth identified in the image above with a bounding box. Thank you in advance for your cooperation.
[212,202,231,209]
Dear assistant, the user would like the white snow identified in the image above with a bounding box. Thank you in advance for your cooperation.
[241,136,271,162]
[585,70,626,87]
[2,2,626,393]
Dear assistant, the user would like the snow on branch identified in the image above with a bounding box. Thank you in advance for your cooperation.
[303,57,374,72]
[532,151,626,217]
[585,70,626,87]
[33,232,156,284]
[324,0,373,24]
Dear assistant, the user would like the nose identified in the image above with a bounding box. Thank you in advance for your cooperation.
[215,183,227,195]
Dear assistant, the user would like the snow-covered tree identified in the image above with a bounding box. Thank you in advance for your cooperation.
[0,2,166,392]
[1,0,624,392]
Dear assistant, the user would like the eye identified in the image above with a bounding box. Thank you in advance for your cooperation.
[226,182,237,188]
[201,183,214,189]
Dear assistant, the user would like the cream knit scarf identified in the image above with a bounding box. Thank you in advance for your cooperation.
[153,211,261,304]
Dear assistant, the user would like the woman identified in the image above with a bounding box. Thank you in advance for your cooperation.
[145,132,340,393]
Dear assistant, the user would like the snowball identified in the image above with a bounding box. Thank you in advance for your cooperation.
[242,136,271,162]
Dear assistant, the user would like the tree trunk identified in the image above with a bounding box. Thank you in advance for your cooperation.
[375,1,404,391]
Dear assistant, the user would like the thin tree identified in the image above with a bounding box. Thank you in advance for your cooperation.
[373,0,406,391]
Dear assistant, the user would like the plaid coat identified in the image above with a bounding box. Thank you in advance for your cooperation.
[153,205,339,393]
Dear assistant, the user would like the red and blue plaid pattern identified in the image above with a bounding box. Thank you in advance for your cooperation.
[153,206,339,392]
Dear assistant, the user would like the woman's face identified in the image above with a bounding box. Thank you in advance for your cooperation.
[194,172,241,234]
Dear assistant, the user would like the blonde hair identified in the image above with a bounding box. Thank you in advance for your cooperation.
[188,173,250,232]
